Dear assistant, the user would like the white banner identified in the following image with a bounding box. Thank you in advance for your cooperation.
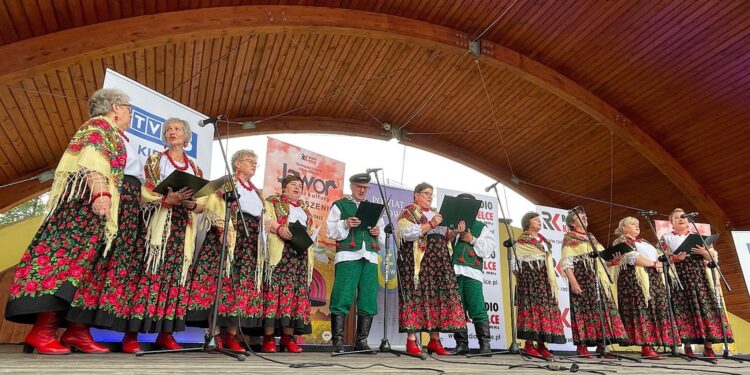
[732,231,750,298]
[437,188,506,350]
[102,69,214,175]
[536,205,575,351]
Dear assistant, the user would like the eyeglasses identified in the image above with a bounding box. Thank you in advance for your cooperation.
[117,103,133,114]
[417,191,433,198]
[240,159,257,166]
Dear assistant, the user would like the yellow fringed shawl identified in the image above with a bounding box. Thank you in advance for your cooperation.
[516,231,559,301]
[262,194,315,286]
[395,203,452,289]
[560,231,616,304]
[611,235,651,304]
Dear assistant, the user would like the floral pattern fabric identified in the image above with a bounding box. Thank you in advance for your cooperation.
[260,242,312,334]
[515,261,566,344]
[617,265,678,346]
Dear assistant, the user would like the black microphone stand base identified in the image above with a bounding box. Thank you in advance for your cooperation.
[134,338,248,361]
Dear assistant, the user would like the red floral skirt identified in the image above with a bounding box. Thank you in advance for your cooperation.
[5,190,104,324]
[186,214,262,329]
[616,265,678,346]
[67,176,146,332]
[671,256,734,344]
[259,242,311,335]
[124,206,191,333]
[569,259,628,346]
[397,235,467,333]
[515,261,566,344]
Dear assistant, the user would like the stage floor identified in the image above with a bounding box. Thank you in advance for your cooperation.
[1,344,749,374]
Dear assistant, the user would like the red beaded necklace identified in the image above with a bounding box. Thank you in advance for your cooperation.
[238,177,255,191]
[166,150,189,171]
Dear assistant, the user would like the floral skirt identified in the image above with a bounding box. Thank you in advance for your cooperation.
[397,235,467,333]
[671,256,734,344]
[569,260,628,346]
[515,261,566,344]
[258,242,311,335]
[67,176,146,331]
[186,214,262,329]
[617,265,678,346]
[124,206,191,333]
[5,192,104,324]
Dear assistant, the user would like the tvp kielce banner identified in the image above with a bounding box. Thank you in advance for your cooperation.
[437,188,507,350]
[262,138,345,345]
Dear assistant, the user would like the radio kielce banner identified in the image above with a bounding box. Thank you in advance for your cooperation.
[437,188,507,350]
[262,138,345,345]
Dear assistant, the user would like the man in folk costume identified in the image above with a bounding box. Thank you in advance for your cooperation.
[326,173,385,353]
[450,194,496,355]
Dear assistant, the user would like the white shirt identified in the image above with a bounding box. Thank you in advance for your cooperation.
[398,209,447,242]
[454,225,495,282]
[635,241,658,262]
[326,199,385,265]
[661,232,689,254]
[159,152,196,179]
[236,180,263,217]
[122,135,144,182]
[288,205,307,227]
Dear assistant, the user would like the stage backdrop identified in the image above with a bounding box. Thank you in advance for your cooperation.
[262,138,345,345]
[437,188,507,350]
[732,232,750,299]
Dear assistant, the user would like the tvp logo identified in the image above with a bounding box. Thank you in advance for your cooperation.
[127,104,199,159]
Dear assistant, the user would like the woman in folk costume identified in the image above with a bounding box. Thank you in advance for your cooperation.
[561,209,627,358]
[396,182,467,356]
[260,175,315,353]
[611,217,676,359]
[5,88,130,354]
[513,211,566,359]
[186,149,264,352]
[66,91,147,353]
[661,208,733,358]
[127,118,206,350]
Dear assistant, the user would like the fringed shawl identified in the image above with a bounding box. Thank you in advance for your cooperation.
[560,230,616,303]
[516,231,559,301]
[262,194,315,286]
[395,203,452,289]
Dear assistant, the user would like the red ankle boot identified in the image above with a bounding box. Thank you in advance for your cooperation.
[121,331,141,353]
[703,345,716,358]
[262,335,277,353]
[406,338,422,355]
[576,343,591,358]
[155,332,183,350]
[222,332,246,352]
[524,341,540,357]
[427,338,450,355]
[23,312,70,355]
[641,345,662,360]
[537,342,554,358]
[684,345,695,358]
[280,334,302,353]
[60,322,110,353]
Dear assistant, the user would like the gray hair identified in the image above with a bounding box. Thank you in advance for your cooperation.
[614,216,638,236]
[521,211,540,231]
[161,117,192,146]
[231,149,258,171]
[88,88,130,117]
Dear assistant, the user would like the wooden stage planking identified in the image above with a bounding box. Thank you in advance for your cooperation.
[1,345,749,374]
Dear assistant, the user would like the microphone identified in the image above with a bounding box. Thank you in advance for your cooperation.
[570,205,584,213]
[366,168,382,174]
[680,211,699,219]
[485,181,499,192]
[639,210,657,216]
[197,115,224,127]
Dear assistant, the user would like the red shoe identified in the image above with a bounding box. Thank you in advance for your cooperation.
[684,345,695,358]
[155,332,183,350]
[406,339,422,355]
[596,345,615,359]
[222,332,246,352]
[703,345,716,358]
[427,338,451,355]
[60,322,110,353]
[121,331,141,353]
[23,312,70,355]
[280,334,302,353]
[641,345,662,360]
[576,344,591,358]
[537,342,554,358]
[523,341,540,357]
[262,335,277,353]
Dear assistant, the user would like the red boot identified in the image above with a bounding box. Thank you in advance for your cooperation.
[406,338,422,355]
[427,338,451,355]
[703,345,716,358]
[60,322,110,353]
[222,332,246,352]
[262,335,277,353]
[23,312,70,355]
[280,334,302,353]
[121,331,141,353]
[537,342,554,358]
[524,341,540,357]
[684,345,695,358]
[641,345,662,360]
[155,332,183,350]
[576,343,591,358]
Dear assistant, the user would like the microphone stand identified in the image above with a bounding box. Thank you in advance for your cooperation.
[639,212,698,363]
[137,118,251,361]
[685,216,743,363]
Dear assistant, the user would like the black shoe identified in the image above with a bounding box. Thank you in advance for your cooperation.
[475,321,492,356]
[353,315,376,354]
[452,331,470,355]
[330,314,345,353]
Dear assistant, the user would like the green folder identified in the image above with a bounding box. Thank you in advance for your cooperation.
[355,200,385,229]
[438,195,481,229]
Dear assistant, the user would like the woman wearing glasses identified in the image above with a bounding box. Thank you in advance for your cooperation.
[5,88,131,354]
[395,182,467,356]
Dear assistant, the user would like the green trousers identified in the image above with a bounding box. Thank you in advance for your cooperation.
[329,258,378,316]
[457,275,489,323]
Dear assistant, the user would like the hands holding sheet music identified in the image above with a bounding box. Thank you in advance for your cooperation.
[165,186,194,205]
[690,245,710,260]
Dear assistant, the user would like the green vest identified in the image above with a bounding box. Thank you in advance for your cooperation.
[452,221,486,270]
[333,198,379,253]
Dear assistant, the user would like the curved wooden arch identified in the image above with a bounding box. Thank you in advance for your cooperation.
[0,5,729,229]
